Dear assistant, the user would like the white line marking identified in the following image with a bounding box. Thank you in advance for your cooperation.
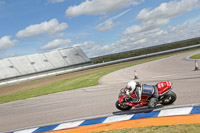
[158,107,193,117]
[13,128,38,133]
[103,115,134,123]
[53,120,84,131]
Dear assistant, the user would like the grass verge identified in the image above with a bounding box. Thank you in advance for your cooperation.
[0,48,198,104]
[190,53,200,59]
[0,55,169,104]
[93,123,200,133]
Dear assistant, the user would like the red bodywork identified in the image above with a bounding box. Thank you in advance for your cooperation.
[118,81,172,107]
[157,81,172,95]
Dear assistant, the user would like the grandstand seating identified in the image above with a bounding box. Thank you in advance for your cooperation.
[74,47,91,62]
[43,50,68,68]
[27,54,54,72]
[0,59,20,79]
[9,56,36,75]
[0,46,91,80]
[58,47,85,65]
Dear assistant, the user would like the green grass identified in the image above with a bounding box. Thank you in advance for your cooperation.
[0,55,168,104]
[0,48,199,104]
[93,124,200,133]
[190,53,200,59]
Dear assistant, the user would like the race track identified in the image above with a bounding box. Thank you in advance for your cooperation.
[1,50,200,132]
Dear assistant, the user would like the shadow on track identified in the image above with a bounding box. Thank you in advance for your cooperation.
[113,105,164,115]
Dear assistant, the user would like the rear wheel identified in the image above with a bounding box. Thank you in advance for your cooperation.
[148,97,158,108]
[160,91,177,105]
[115,100,132,111]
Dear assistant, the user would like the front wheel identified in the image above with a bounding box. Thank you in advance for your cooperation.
[115,100,132,111]
[160,91,177,105]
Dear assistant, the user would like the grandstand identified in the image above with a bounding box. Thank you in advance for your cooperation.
[59,47,86,65]
[44,50,68,68]
[26,54,54,72]
[0,46,92,81]
[9,56,36,75]
[0,59,20,79]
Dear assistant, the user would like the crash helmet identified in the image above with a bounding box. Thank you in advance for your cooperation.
[126,80,136,90]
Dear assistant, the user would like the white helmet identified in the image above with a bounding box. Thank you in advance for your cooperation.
[126,80,136,90]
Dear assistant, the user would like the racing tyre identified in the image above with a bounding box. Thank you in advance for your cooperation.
[148,97,158,108]
[160,91,177,105]
[115,100,132,111]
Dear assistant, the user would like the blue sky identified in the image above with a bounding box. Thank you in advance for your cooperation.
[0,0,200,58]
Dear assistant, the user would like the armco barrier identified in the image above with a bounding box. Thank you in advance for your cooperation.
[1,44,200,87]
[10,105,200,133]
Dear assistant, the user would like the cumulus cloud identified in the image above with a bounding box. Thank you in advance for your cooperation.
[40,39,72,50]
[74,41,102,57]
[151,18,200,43]
[84,0,200,57]
[74,38,148,57]
[123,0,199,35]
[65,0,144,17]
[16,19,68,39]
[123,19,169,34]
[137,0,198,21]
[99,16,200,57]
[0,36,18,52]
[70,0,200,57]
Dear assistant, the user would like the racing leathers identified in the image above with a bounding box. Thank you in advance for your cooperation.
[125,81,142,103]
[125,80,159,108]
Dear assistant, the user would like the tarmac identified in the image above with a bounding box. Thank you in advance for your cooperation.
[2,50,200,133]
[12,105,200,133]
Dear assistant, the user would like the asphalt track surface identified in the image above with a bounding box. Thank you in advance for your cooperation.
[1,50,200,132]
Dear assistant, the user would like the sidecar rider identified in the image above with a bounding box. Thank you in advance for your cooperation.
[124,80,159,108]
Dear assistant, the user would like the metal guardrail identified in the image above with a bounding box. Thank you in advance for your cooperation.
[1,44,200,87]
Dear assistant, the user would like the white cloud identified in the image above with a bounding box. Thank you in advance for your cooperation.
[65,0,144,17]
[82,0,200,57]
[74,41,102,57]
[40,39,72,50]
[137,0,198,21]
[96,9,131,31]
[48,0,64,4]
[97,37,148,56]
[104,16,200,56]
[123,0,199,35]
[132,0,144,6]
[96,20,120,31]
[73,38,149,57]
[152,18,200,43]
[123,19,169,35]
[0,36,18,52]
[16,19,68,39]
